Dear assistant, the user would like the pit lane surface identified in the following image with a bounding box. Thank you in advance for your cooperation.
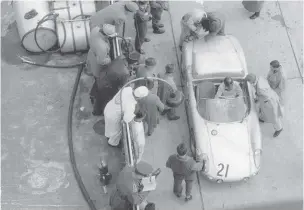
[1,1,302,210]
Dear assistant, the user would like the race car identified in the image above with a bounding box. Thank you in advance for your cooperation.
[181,35,262,183]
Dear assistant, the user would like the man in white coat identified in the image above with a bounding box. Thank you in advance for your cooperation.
[104,77,137,147]
[245,73,284,137]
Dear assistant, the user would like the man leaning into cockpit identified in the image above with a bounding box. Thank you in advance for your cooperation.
[215,77,243,98]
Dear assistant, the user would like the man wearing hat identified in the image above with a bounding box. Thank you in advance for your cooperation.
[166,143,204,201]
[88,24,118,109]
[149,1,167,34]
[133,86,170,136]
[157,64,180,120]
[267,60,286,105]
[134,1,152,54]
[135,57,157,91]
[90,1,139,36]
[109,161,160,210]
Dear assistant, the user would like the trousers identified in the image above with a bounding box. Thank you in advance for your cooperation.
[151,7,163,28]
[173,176,193,197]
[134,20,148,51]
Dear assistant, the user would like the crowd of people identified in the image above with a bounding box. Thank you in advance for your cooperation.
[84,1,286,209]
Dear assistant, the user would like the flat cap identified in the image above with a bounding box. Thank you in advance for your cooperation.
[165,64,175,73]
[270,60,280,68]
[125,2,139,12]
[145,57,156,67]
[244,73,257,83]
[135,161,154,176]
[102,24,117,37]
[133,86,149,98]
[177,143,187,156]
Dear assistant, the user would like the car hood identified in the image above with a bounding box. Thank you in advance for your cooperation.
[206,121,254,178]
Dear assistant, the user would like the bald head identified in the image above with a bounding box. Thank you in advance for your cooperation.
[224,77,233,86]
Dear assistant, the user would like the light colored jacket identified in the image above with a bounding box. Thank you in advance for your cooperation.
[267,67,286,103]
[182,9,206,33]
[90,2,127,30]
[87,27,110,77]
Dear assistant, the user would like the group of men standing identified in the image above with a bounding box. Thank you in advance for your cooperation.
[85,1,287,210]
[245,60,286,138]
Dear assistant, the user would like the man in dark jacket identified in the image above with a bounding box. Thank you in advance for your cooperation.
[157,64,180,120]
[134,1,152,54]
[92,56,130,116]
[135,57,157,89]
[134,86,170,136]
[200,12,226,42]
[149,1,167,34]
[166,143,204,201]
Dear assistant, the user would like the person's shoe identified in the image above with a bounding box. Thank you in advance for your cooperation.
[185,195,192,202]
[144,38,151,42]
[250,13,259,19]
[147,132,152,136]
[156,23,164,28]
[153,28,165,34]
[168,116,180,121]
[273,129,283,137]
[174,193,181,198]
[161,108,171,115]
[259,119,264,123]
[92,111,102,116]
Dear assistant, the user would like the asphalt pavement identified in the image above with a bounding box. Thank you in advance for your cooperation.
[1,1,303,210]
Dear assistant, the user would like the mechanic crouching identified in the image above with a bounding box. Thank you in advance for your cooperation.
[109,161,161,210]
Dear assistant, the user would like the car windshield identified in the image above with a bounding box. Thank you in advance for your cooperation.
[195,80,249,123]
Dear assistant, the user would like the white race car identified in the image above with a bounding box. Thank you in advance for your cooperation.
[181,35,262,183]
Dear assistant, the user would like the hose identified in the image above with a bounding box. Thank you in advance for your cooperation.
[34,12,67,54]
[18,55,85,68]
[68,64,98,210]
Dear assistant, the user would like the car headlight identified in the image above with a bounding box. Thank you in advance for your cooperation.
[254,149,262,169]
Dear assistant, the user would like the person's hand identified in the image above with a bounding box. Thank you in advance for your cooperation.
[204,35,213,42]
[148,14,152,21]
[254,98,258,103]
[179,45,182,51]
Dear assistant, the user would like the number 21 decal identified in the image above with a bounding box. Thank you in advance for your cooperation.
[217,163,229,178]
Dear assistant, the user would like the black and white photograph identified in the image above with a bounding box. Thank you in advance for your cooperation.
[1,0,303,210]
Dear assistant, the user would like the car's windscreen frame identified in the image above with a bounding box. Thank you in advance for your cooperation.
[192,78,252,123]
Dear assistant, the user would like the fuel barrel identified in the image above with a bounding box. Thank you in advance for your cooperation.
[13,1,57,53]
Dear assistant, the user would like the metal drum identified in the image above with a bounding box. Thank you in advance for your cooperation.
[51,0,96,20]
[56,18,90,53]
[12,1,57,53]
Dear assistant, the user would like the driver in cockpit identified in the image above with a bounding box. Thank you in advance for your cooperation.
[215,77,243,98]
